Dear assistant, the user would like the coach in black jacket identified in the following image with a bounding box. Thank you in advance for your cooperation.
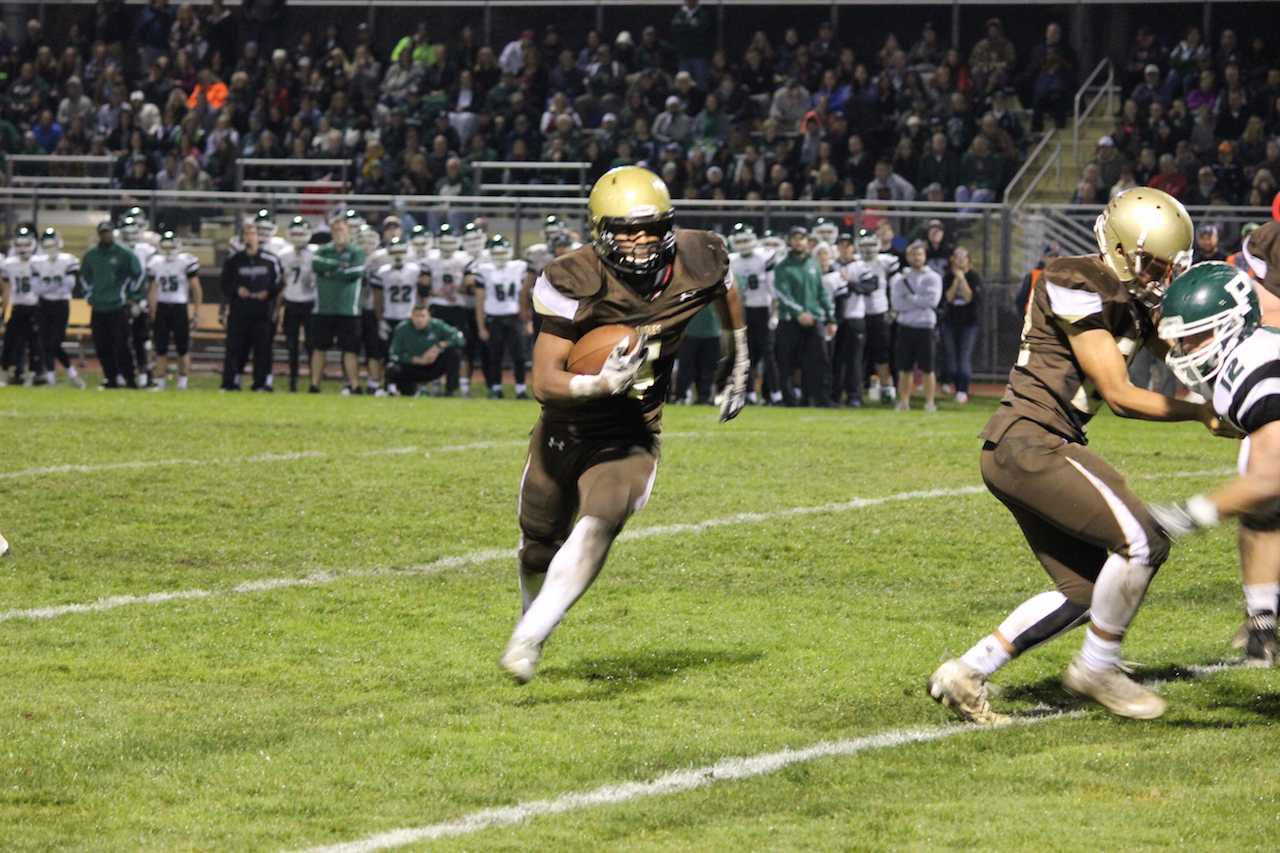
[220,224,282,391]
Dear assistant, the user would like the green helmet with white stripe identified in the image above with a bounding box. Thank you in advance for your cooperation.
[1159,261,1260,397]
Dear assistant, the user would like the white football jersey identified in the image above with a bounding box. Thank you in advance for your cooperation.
[32,252,80,301]
[278,245,317,303]
[730,248,776,309]
[148,252,200,304]
[361,247,389,312]
[1214,326,1280,434]
[523,242,551,274]
[0,255,40,306]
[426,251,475,308]
[846,255,900,316]
[474,259,528,317]
[124,240,156,274]
[374,261,423,323]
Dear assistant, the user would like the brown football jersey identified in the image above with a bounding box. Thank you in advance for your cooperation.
[533,229,731,439]
[982,255,1155,445]
[1244,220,1280,297]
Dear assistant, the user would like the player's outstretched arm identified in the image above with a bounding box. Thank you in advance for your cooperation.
[530,332,645,403]
[1152,421,1280,539]
[1068,328,1234,433]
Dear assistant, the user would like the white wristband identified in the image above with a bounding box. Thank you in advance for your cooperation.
[569,374,603,399]
[1186,494,1221,529]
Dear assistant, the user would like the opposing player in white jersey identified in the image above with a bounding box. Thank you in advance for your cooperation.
[462,220,489,263]
[372,237,428,396]
[0,226,44,385]
[122,205,161,247]
[256,209,292,257]
[119,216,157,386]
[146,231,202,390]
[350,223,384,393]
[426,223,478,394]
[408,224,432,263]
[728,223,779,404]
[811,216,840,255]
[277,216,317,392]
[830,232,873,406]
[850,228,900,404]
[33,227,84,388]
[473,235,532,399]
[1152,262,1280,667]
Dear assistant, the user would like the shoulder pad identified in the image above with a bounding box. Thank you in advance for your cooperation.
[543,247,605,300]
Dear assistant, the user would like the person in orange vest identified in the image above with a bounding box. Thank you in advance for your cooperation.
[1015,241,1060,311]
[186,69,228,111]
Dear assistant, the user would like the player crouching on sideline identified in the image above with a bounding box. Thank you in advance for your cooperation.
[385,303,463,396]
[500,166,750,683]
[1148,262,1280,665]
[928,188,1237,723]
[147,231,202,391]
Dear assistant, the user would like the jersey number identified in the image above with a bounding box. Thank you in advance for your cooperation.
[389,284,413,304]
[493,282,519,302]
[628,340,664,398]
[14,275,31,295]
[161,275,181,294]
[1220,356,1245,392]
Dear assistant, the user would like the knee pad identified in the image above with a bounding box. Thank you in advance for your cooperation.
[518,537,561,575]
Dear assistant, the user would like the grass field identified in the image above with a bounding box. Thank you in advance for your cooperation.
[1,378,1276,851]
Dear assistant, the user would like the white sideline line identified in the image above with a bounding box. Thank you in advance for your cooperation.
[294,714,1064,853]
[0,486,985,624]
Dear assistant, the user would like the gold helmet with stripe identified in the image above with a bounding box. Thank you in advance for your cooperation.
[587,165,676,277]
[1094,187,1193,306]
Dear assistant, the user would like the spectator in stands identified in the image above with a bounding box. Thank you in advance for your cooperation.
[1146,152,1188,199]
[652,95,691,146]
[32,109,62,152]
[969,18,1016,96]
[956,135,1003,209]
[671,0,714,87]
[866,159,915,202]
[1212,141,1247,203]
[1187,165,1218,206]
[1193,223,1225,263]
[770,77,809,130]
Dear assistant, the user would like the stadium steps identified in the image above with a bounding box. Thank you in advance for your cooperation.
[1024,114,1115,204]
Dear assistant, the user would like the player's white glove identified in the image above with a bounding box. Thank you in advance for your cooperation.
[1149,495,1220,541]
[129,301,145,319]
[570,334,648,398]
[716,327,749,423]
[379,319,392,341]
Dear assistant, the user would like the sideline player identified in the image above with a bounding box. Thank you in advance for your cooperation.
[0,227,43,385]
[1151,261,1280,665]
[927,188,1235,722]
[500,166,750,683]
[278,216,317,392]
[474,235,532,399]
[119,216,156,386]
[372,236,428,396]
[34,228,84,388]
[728,222,780,405]
[147,231,202,390]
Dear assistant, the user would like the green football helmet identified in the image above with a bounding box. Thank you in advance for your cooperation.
[1159,261,1260,397]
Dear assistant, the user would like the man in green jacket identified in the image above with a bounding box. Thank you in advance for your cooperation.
[309,213,366,394]
[386,303,464,396]
[81,219,143,388]
[772,225,835,406]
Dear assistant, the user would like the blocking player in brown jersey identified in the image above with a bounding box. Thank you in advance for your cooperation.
[500,166,750,683]
[928,188,1238,722]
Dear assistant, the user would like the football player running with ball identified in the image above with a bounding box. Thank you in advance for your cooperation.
[928,188,1237,722]
[500,166,750,683]
[1148,261,1280,665]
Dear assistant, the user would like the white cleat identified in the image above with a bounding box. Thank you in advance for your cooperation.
[927,659,1009,725]
[500,637,543,684]
[0,531,9,557]
[1063,658,1166,720]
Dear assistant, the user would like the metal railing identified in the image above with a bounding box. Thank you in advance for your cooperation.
[470,161,592,196]
[1073,58,1116,167]
[5,154,116,189]
[1004,130,1060,212]
[234,158,353,193]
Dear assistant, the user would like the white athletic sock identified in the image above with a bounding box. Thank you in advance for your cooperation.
[1089,552,1155,637]
[45,371,55,384]
[1079,630,1122,672]
[368,379,380,390]
[511,516,612,645]
[460,377,471,393]
[770,391,783,403]
[1244,582,1280,616]
[515,383,527,394]
[154,378,166,390]
[960,634,1012,677]
[67,366,78,378]
[177,375,188,389]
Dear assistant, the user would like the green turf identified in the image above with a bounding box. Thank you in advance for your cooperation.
[0,378,1274,851]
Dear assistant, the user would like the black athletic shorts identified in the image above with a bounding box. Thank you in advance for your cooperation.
[361,309,386,360]
[894,325,936,373]
[309,314,361,354]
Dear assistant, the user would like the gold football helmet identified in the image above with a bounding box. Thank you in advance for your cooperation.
[587,166,676,276]
[1094,187,1193,305]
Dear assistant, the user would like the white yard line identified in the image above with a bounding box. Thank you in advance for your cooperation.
[0,463,1239,625]
[293,714,1065,853]
[0,486,985,624]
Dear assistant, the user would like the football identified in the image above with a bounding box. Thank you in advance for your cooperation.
[566,324,641,375]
